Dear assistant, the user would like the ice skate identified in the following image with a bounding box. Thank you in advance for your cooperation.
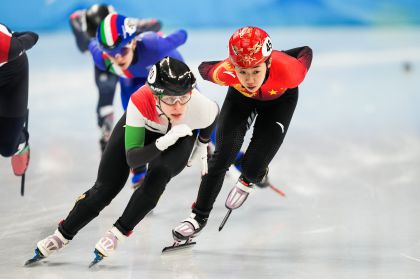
[25,229,69,266]
[225,177,254,210]
[254,173,271,188]
[219,177,254,231]
[89,226,126,267]
[162,213,207,253]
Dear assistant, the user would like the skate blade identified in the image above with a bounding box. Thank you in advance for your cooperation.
[24,256,44,266]
[219,209,232,231]
[88,249,104,268]
[162,241,196,253]
[88,258,103,268]
[269,184,286,197]
[24,248,45,266]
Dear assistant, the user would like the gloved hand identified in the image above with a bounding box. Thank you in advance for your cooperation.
[187,140,208,176]
[155,124,192,151]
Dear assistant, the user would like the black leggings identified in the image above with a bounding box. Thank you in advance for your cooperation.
[0,54,29,157]
[0,116,27,157]
[94,66,118,128]
[193,87,298,217]
[59,113,196,239]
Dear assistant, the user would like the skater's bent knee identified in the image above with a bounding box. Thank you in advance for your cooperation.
[0,145,16,157]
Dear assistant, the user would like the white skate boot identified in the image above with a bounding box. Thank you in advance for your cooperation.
[225,178,254,210]
[162,213,207,253]
[219,178,254,231]
[89,226,126,267]
[37,229,69,257]
[25,229,69,266]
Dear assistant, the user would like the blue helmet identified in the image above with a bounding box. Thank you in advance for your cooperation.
[97,13,137,56]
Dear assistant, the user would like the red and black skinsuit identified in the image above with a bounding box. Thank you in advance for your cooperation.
[0,23,38,157]
[192,46,313,219]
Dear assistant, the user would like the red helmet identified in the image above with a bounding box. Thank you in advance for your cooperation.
[228,26,272,68]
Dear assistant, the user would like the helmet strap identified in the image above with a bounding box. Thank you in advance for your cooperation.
[262,57,271,84]
[156,98,172,125]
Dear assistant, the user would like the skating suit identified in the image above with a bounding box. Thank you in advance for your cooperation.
[69,11,162,126]
[59,86,218,238]
[89,30,186,110]
[192,47,313,217]
[0,23,38,156]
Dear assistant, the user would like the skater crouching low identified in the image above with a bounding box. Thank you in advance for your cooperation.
[0,24,38,178]
[26,57,218,266]
[172,26,313,233]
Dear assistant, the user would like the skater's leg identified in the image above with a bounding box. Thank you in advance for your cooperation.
[92,133,196,258]
[224,88,298,210]
[114,133,196,234]
[193,88,255,218]
[94,67,118,152]
[0,54,30,174]
[241,88,298,183]
[58,113,130,240]
[0,116,26,157]
[119,77,145,111]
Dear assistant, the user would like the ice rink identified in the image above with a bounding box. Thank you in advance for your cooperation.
[1,27,420,278]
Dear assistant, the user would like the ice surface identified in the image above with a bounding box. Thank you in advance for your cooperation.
[0,27,420,278]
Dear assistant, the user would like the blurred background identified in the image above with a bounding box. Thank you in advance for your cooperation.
[2,0,420,30]
[1,1,420,278]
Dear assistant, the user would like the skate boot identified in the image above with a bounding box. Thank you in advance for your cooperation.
[162,213,207,253]
[11,143,30,176]
[225,177,254,210]
[254,168,270,188]
[252,168,286,197]
[90,226,126,267]
[254,175,272,188]
[25,229,69,266]
[173,213,207,241]
[219,177,254,231]
[37,229,69,257]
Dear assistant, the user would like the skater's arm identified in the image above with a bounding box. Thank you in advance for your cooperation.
[134,18,162,34]
[7,31,39,61]
[126,127,162,168]
[198,59,238,86]
[155,29,187,54]
[69,10,91,52]
[282,46,313,70]
[1,23,39,64]
[125,99,162,168]
[270,49,312,88]
[88,40,107,70]
[198,107,218,143]
[198,120,217,143]
[198,61,221,82]
[126,125,193,168]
